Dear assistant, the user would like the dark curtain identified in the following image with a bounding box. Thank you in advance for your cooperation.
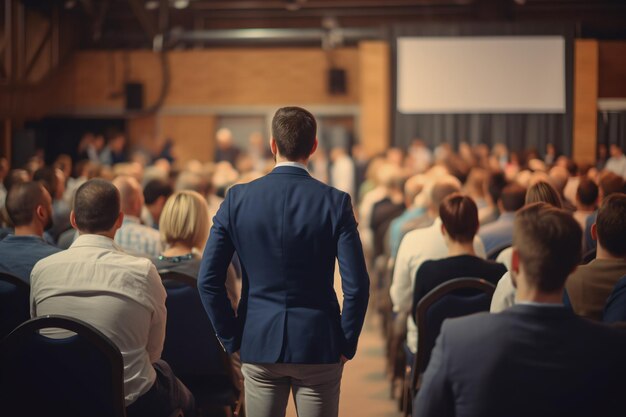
[391,23,574,156]
[598,111,626,150]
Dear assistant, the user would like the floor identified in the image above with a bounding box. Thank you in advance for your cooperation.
[284,313,400,417]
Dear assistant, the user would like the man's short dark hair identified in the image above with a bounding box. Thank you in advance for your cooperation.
[143,179,173,205]
[440,193,479,243]
[5,182,46,226]
[514,203,582,292]
[599,171,624,199]
[576,178,598,207]
[596,193,626,257]
[33,167,58,199]
[501,183,527,212]
[271,107,317,161]
[73,179,120,233]
[486,171,507,205]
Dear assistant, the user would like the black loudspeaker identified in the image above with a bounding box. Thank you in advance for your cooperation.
[125,83,144,110]
[328,68,347,95]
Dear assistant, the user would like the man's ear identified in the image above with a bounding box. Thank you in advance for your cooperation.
[309,138,318,157]
[114,212,124,231]
[591,223,598,242]
[510,248,520,289]
[35,204,46,221]
[440,223,447,237]
[270,138,278,156]
[70,210,78,230]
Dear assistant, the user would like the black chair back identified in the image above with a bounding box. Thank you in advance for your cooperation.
[603,274,626,323]
[413,278,496,389]
[0,315,126,417]
[0,272,30,339]
[160,271,238,407]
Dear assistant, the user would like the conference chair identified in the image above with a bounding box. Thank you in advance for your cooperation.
[603,275,626,323]
[0,272,30,339]
[486,244,510,261]
[160,271,242,417]
[0,315,127,417]
[402,278,496,416]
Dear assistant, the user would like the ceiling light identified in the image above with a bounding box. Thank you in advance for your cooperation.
[145,0,159,10]
[173,0,189,9]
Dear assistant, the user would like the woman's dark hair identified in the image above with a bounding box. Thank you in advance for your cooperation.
[439,193,479,243]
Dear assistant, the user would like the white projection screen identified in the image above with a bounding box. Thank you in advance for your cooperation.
[397,36,566,114]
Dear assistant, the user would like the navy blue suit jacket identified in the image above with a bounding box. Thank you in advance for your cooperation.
[414,304,626,417]
[198,166,369,364]
[604,274,626,323]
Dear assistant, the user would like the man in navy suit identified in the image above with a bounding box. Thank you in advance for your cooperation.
[414,203,626,417]
[198,107,369,417]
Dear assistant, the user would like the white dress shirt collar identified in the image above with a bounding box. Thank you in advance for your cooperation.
[71,233,124,252]
[275,161,309,172]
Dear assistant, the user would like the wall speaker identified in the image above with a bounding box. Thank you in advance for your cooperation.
[328,68,347,95]
[125,83,144,110]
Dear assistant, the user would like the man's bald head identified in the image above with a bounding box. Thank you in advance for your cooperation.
[430,175,462,212]
[112,175,143,217]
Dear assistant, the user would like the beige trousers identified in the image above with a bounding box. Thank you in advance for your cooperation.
[241,362,344,417]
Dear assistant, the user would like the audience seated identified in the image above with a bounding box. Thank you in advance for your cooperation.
[548,165,576,211]
[141,178,173,230]
[566,193,626,320]
[605,144,626,179]
[391,176,486,355]
[478,182,526,254]
[478,171,507,225]
[583,171,624,253]
[0,182,60,282]
[30,179,194,417]
[152,190,240,309]
[370,168,405,260]
[388,175,426,258]
[33,166,72,243]
[414,203,626,417]
[411,193,505,333]
[112,175,163,257]
[490,180,563,312]
[573,177,598,231]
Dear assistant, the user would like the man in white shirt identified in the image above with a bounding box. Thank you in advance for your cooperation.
[30,179,194,417]
[605,144,626,179]
[390,176,486,355]
[113,175,163,257]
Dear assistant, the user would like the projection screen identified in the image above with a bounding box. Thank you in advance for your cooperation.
[397,36,566,114]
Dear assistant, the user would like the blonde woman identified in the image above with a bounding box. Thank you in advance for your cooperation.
[152,190,240,308]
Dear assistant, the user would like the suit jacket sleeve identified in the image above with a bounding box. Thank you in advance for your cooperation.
[337,193,370,359]
[197,190,240,353]
[413,321,455,417]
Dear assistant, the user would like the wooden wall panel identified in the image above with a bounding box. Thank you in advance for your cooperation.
[598,41,626,99]
[159,115,216,165]
[48,47,360,111]
[359,41,390,156]
[573,40,599,165]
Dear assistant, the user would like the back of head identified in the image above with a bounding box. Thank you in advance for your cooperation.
[598,171,624,199]
[6,182,46,227]
[486,171,507,205]
[143,178,173,205]
[440,193,479,243]
[514,203,582,292]
[33,167,58,200]
[112,175,142,215]
[73,179,120,234]
[548,166,569,193]
[271,107,317,161]
[596,193,626,258]
[576,178,598,207]
[501,183,527,212]
[525,181,562,208]
[430,175,462,212]
[159,190,209,250]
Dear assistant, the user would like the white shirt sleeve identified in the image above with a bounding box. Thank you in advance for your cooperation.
[390,234,414,313]
[490,271,516,313]
[145,264,167,363]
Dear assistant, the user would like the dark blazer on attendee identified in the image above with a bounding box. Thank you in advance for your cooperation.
[198,165,369,364]
[413,304,626,417]
[604,275,626,323]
